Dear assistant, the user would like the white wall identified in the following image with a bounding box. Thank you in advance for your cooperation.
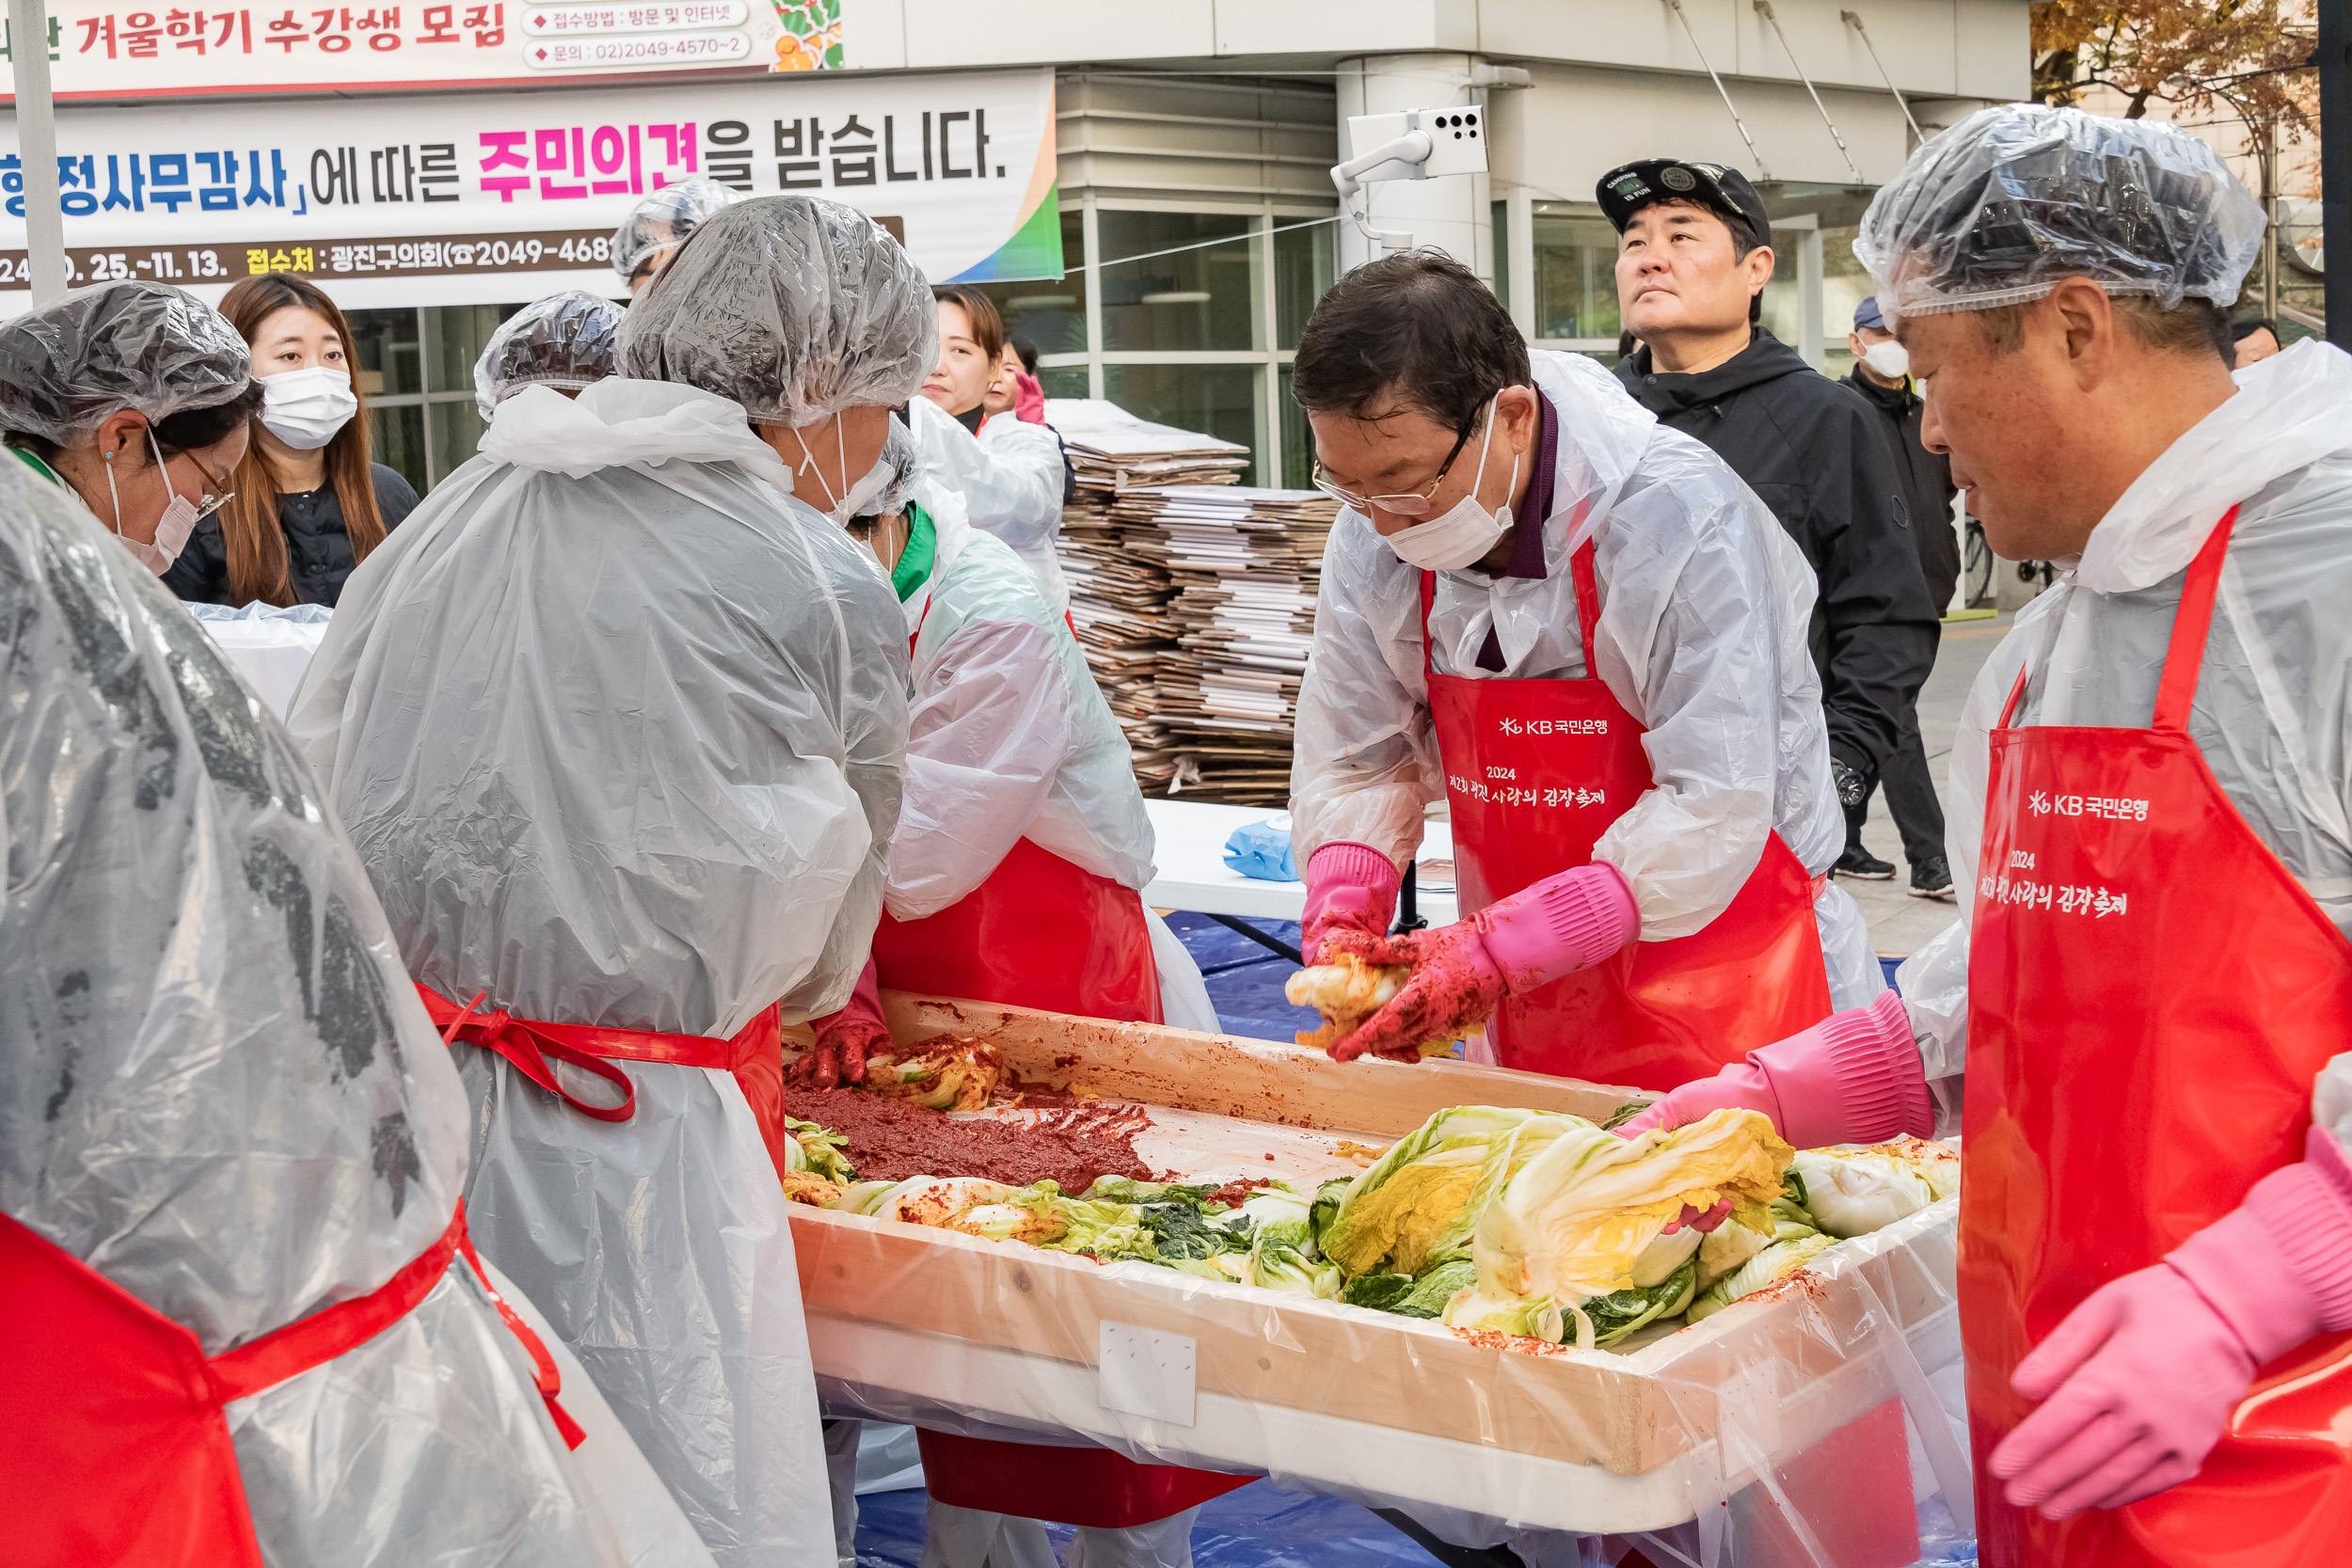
[1486,61,1936,198]
[847,0,2031,105]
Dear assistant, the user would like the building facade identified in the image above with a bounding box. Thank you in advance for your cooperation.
[1,0,2031,492]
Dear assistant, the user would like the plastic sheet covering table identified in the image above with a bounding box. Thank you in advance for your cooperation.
[186,601,330,717]
[1142,799,1457,927]
[782,997,1968,1563]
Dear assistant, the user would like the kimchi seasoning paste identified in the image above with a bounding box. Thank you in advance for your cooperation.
[787,1087,1154,1191]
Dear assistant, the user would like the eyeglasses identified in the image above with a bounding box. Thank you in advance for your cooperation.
[1310,419,1478,518]
[176,451,234,522]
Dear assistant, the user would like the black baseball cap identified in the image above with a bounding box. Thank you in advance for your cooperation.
[1597,160,1772,246]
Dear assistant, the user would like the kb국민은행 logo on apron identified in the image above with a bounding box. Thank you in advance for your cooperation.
[1498,717,1608,737]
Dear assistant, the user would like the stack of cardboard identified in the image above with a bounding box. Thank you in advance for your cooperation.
[1124,486,1342,804]
[1043,401,1248,792]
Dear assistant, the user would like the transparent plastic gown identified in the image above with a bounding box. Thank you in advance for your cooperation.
[908,393,1073,611]
[887,478,1216,1033]
[1896,340,2352,1134]
[1289,351,1881,1010]
[0,456,710,1567]
[288,378,910,1567]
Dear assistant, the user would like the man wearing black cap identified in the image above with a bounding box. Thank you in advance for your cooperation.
[1844,293,1959,897]
[1600,159,1940,883]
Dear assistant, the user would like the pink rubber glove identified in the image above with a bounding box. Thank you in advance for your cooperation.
[1990,1128,2352,1519]
[1614,990,1931,1147]
[791,958,892,1090]
[1300,841,1402,967]
[1321,863,1639,1063]
[1012,369,1046,424]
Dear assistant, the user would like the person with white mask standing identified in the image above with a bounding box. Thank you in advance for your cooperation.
[166,271,416,607]
[1286,250,1887,1088]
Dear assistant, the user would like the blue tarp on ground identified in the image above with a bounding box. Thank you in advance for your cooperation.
[851,1480,1445,1567]
[1159,911,1322,1044]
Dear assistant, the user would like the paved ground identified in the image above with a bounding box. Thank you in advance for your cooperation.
[1842,612,2014,959]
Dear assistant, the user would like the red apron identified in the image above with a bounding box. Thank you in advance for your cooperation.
[1420,543,1831,1089]
[1962,507,2352,1567]
[420,987,799,1180]
[0,1198,580,1568]
[869,835,1163,1025]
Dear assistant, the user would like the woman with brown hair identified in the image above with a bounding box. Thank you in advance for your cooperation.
[165,272,418,607]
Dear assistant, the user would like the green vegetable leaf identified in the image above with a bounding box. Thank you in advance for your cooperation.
[1583,1259,1699,1345]
[1341,1273,1418,1312]
[1141,1203,1249,1261]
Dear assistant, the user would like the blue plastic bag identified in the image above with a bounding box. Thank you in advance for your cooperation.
[1222,815,1298,883]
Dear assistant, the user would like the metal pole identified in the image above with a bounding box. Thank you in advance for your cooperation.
[1756,0,1862,182]
[2265,117,2280,325]
[1841,10,1923,144]
[8,0,64,304]
[1664,0,1773,182]
[2321,0,2352,348]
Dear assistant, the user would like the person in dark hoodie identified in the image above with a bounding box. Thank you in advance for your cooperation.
[1600,160,1940,879]
[1843,293,1959,897]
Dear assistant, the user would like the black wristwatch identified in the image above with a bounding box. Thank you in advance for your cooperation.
[1830,756,1870,808]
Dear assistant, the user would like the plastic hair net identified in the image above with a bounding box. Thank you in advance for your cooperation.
[611,173,739,283]
[0,279,249,445]
[0,457,711,1566]
[473,289,626,418]
[1855,103,2265,322]
[617,193,937,429]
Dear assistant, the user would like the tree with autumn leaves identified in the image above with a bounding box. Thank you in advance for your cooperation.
[2032,1,2315,128]
[2033,3,2319,310]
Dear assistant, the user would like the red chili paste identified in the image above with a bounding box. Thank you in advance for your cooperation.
[787,1086,1154,1191]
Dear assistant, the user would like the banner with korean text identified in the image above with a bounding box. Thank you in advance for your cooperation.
[0,66,1057,312]
[0,0,845,95]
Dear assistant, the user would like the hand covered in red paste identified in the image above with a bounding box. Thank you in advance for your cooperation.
[791,958,891,1090]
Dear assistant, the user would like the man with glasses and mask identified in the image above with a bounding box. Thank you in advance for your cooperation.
[1285,251,1893,1123]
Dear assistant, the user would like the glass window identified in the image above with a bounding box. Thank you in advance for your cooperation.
[1821,224,1868,382]
[1491,199,1510,320]
[347,308,422,398]
[368,404,427,496]
[1278,364,1312,490]
[435,303,522,395]
[430,399,490,479]
[1037,365,1089,400]
[978,208,1087,359]
[1104,362,1264,486]
[1274,220,1335,350]
[1529,204,1622,343]
[1098,210,1257,353]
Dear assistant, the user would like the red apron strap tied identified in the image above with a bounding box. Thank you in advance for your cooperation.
[422,988,638,1122]
[452,1216,587,1449]
[205,1204,468,1403]
[207,1201,585,1450]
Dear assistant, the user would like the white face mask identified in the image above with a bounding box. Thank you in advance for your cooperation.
[258,365,358,450]
[1381,398,1518,572]
[1862,340,1911,381]
[793,417,895,528]
[103,428,203,574]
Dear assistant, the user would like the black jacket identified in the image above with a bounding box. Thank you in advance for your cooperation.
[165,462,419,608]
[1617,328,1939,782]
[1842,367,1961,612]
